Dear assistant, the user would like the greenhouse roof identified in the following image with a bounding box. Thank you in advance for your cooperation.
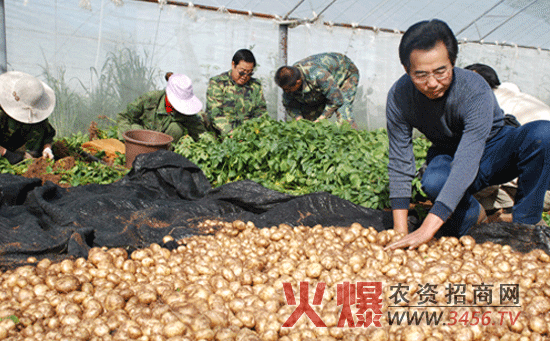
[129,0,550,50]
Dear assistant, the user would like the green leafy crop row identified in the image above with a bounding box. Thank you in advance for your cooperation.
[0,126,128,186]
[0,117,431,209]
[0,156,128,187]
[175,117,430,210]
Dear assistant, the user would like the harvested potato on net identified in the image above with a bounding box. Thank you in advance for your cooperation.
[0,220,549,340]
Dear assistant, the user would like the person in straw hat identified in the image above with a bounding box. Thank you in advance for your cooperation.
[0,71,57,164]
[116,73,206,142]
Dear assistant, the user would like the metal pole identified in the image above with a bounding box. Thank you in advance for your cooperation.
[284,0,305,20]
[277,23,289,122]
[480,0,538,41]
[0,0,7,74]
[455,0,505,36]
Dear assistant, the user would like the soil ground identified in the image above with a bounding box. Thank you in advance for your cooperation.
[20,156,76,188]
[20,120,115,188]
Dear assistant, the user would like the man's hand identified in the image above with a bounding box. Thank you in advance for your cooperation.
[314,115,327,122]
[385,213,444,250]
[42,147,54,160]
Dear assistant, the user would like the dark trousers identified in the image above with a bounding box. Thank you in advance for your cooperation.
[422,121,550,235]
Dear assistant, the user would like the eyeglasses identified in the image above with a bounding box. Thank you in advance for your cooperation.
[238,70,254,77]
[410,66,450,83]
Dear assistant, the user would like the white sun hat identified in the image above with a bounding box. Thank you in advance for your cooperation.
[0,71,56,123]
[165,73,203,115]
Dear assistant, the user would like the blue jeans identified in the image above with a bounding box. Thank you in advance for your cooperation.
[421,121,550,236]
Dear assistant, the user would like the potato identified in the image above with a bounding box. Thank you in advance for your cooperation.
[0,220,547,341]
[54,275,80,293]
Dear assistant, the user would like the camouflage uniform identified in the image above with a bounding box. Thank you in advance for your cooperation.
[0,107,56,154]
[283,53,359,122]
[206,71,267,135]
[117,90,205,142]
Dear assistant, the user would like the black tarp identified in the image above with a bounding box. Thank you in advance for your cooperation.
[467,222,550,254]
[0,150,548,269]
[0,150,394,268]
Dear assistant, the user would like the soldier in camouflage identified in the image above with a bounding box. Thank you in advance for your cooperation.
[206,49,267,137]
[0,71,57,164]
[117,73,205,143]
[274,52,359,128]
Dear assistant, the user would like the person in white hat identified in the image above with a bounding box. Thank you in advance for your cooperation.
[116,73,206,142]
[0,71,56,164]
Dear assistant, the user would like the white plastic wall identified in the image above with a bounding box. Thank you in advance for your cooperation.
[5,0,550,134]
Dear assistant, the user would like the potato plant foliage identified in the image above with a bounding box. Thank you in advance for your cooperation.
[0,117,430,210]
[175,117,430,210]
[0,130,128,186]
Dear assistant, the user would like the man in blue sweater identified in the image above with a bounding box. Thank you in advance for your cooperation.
[386,19,550,250]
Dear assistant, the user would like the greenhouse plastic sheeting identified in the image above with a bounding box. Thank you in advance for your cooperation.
[6,1,550,136]
[0,150,548,270]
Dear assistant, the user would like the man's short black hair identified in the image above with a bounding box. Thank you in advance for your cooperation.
[399,19,458,71]
[464,63,501,89]
[274,66,301,88]
[232,49,256,67]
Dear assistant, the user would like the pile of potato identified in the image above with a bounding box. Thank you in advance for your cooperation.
[0,220,549,340]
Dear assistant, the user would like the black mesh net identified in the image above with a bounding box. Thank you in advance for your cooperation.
[0,150,394,269]
[0,150,548,270]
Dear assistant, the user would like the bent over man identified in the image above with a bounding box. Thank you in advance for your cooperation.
[274,52,359,128]
[385,19,550,250]
[117,73,205,142]
[0,71,56,164]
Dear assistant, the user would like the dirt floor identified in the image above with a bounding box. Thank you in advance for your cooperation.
[20,156,77,188]
[20,121,104,188]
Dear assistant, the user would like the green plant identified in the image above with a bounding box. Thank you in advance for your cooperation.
[174,117,430,209]
[41,66,86,137]
[41,48,161,137]
[0,315,19,324]
[56,131,90,155]
[0,157,33,175]
[0,119,431,209]
[58,160,127,186]
[542,211,550,226]
[76,66,120,125]
[0,128,128,186]
[103,48,160,112]
[53,131,128,186]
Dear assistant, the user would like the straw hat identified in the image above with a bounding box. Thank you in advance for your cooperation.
[0,71,56,123]
[165,74,202,115]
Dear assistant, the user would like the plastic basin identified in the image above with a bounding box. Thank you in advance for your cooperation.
[122,129,174,167]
